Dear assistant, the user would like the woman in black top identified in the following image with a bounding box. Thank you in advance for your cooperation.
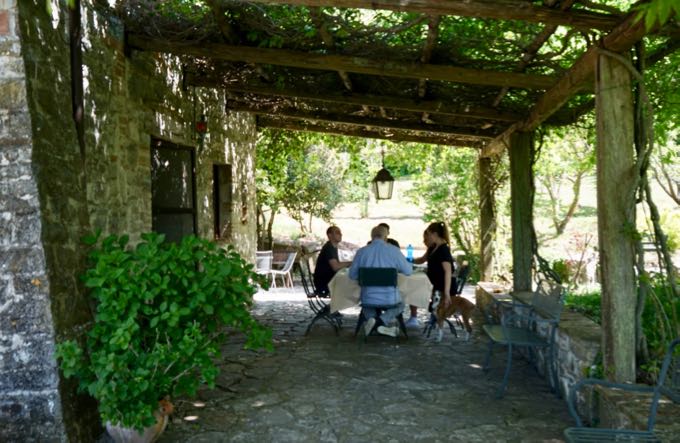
[422,222,453,310]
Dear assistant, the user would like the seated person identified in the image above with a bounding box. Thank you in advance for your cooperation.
[349,225,412,337]
[378,222,400,248]
[313,225,352,295]
[405,229,433,327]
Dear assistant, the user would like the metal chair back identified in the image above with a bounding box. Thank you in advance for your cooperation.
[358,267,398,287]
[530,279,565,321]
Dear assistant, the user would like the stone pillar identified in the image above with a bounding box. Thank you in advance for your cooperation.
[596,52,637,383]
[509,131,533,292]
[478,155,496,281]
[0,1,66,440]
[0,1,101,441]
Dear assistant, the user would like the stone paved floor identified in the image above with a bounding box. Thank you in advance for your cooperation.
[158,287,570,443]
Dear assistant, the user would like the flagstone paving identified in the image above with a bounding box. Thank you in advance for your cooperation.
[158,287,570,442]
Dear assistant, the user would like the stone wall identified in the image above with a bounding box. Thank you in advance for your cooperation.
[1,1,258,441]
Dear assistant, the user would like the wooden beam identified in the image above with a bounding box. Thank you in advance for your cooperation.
[186,74,522,122]
[129,35,558,90]
[509,131,534,292]
[226,102,496,139]
[242,0,621,30]
[257,116,481,147]
[481,11,648,158]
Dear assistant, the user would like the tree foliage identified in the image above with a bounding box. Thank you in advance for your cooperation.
[535,127,596,236]
[405,147,480,255]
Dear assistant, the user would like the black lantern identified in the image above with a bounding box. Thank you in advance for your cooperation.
[372,149,395,200]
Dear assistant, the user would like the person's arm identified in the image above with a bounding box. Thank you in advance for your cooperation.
[397,251,413,276]
[413,247,429,265]
[442,261,452,307]
[348,251,361,280]
[329,258,351,272]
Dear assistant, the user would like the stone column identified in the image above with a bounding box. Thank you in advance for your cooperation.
[478,155,496,281]
[596,52,637,383]
[509,131,533,292]
[0,1,66,440]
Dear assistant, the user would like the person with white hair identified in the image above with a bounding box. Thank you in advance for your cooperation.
[349,225,412,337]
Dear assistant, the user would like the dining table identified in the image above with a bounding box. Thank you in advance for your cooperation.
[328,268,433,313]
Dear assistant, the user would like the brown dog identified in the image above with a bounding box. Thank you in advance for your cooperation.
[435,295,475,342]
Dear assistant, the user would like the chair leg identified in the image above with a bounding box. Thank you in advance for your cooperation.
[354,311,366,337]
[306,305,337,336]
[483,339,494,372]
[497,343,513,399]
[423,313,436,338]
[396,313,408,340]
[549,343,561,398]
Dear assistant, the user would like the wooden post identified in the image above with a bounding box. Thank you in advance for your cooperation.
[479,155,495,281]
[509,131,533,292]
[596,52,637,383]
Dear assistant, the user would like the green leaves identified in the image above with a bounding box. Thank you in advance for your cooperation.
[56,232,272,431]
[636,0,680,30]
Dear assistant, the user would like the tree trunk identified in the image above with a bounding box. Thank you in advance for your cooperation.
[596,52,637,383]
[555,171,584,235]
[266,207,277,250]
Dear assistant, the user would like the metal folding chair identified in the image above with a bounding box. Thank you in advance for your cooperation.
[297,257,341,335]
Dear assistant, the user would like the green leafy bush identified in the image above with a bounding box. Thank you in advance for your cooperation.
[57,232,272,430]
[565,277,679,381]
[565,290,602,323]
[552,259,570,285]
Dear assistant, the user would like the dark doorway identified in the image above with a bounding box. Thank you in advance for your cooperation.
[213,164,232,240]
[150,138,197,243]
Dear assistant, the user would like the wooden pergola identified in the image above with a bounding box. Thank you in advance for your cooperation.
[122,0,678,382]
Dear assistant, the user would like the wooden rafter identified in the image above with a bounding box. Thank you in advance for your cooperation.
[241,0,621,31]
[482,11,648,157]
[551,36,680,126]
[309,8,355,94]
[128,35,559,90]
[226,102,496,139]
[205,0,239,44]
[418,15,440,123]
[257,116,483,147]
[185,74,522,122]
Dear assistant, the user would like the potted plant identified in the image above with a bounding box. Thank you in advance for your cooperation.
[57,232,272,441]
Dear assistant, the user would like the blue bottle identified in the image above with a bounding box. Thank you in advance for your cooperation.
[406,244,414,263]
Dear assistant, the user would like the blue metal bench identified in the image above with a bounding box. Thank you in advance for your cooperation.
[482,279,565,398]
[564,337,680,442]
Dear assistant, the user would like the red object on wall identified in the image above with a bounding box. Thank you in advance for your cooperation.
[195,114,207,135]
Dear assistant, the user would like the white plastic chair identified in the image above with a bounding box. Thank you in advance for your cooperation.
[271,252,297,288]
[255,251,273,283]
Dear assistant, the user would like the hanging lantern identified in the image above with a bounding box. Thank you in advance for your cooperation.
[372,149,395,200]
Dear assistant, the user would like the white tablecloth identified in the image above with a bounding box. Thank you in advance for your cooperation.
[328,269,432,313]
